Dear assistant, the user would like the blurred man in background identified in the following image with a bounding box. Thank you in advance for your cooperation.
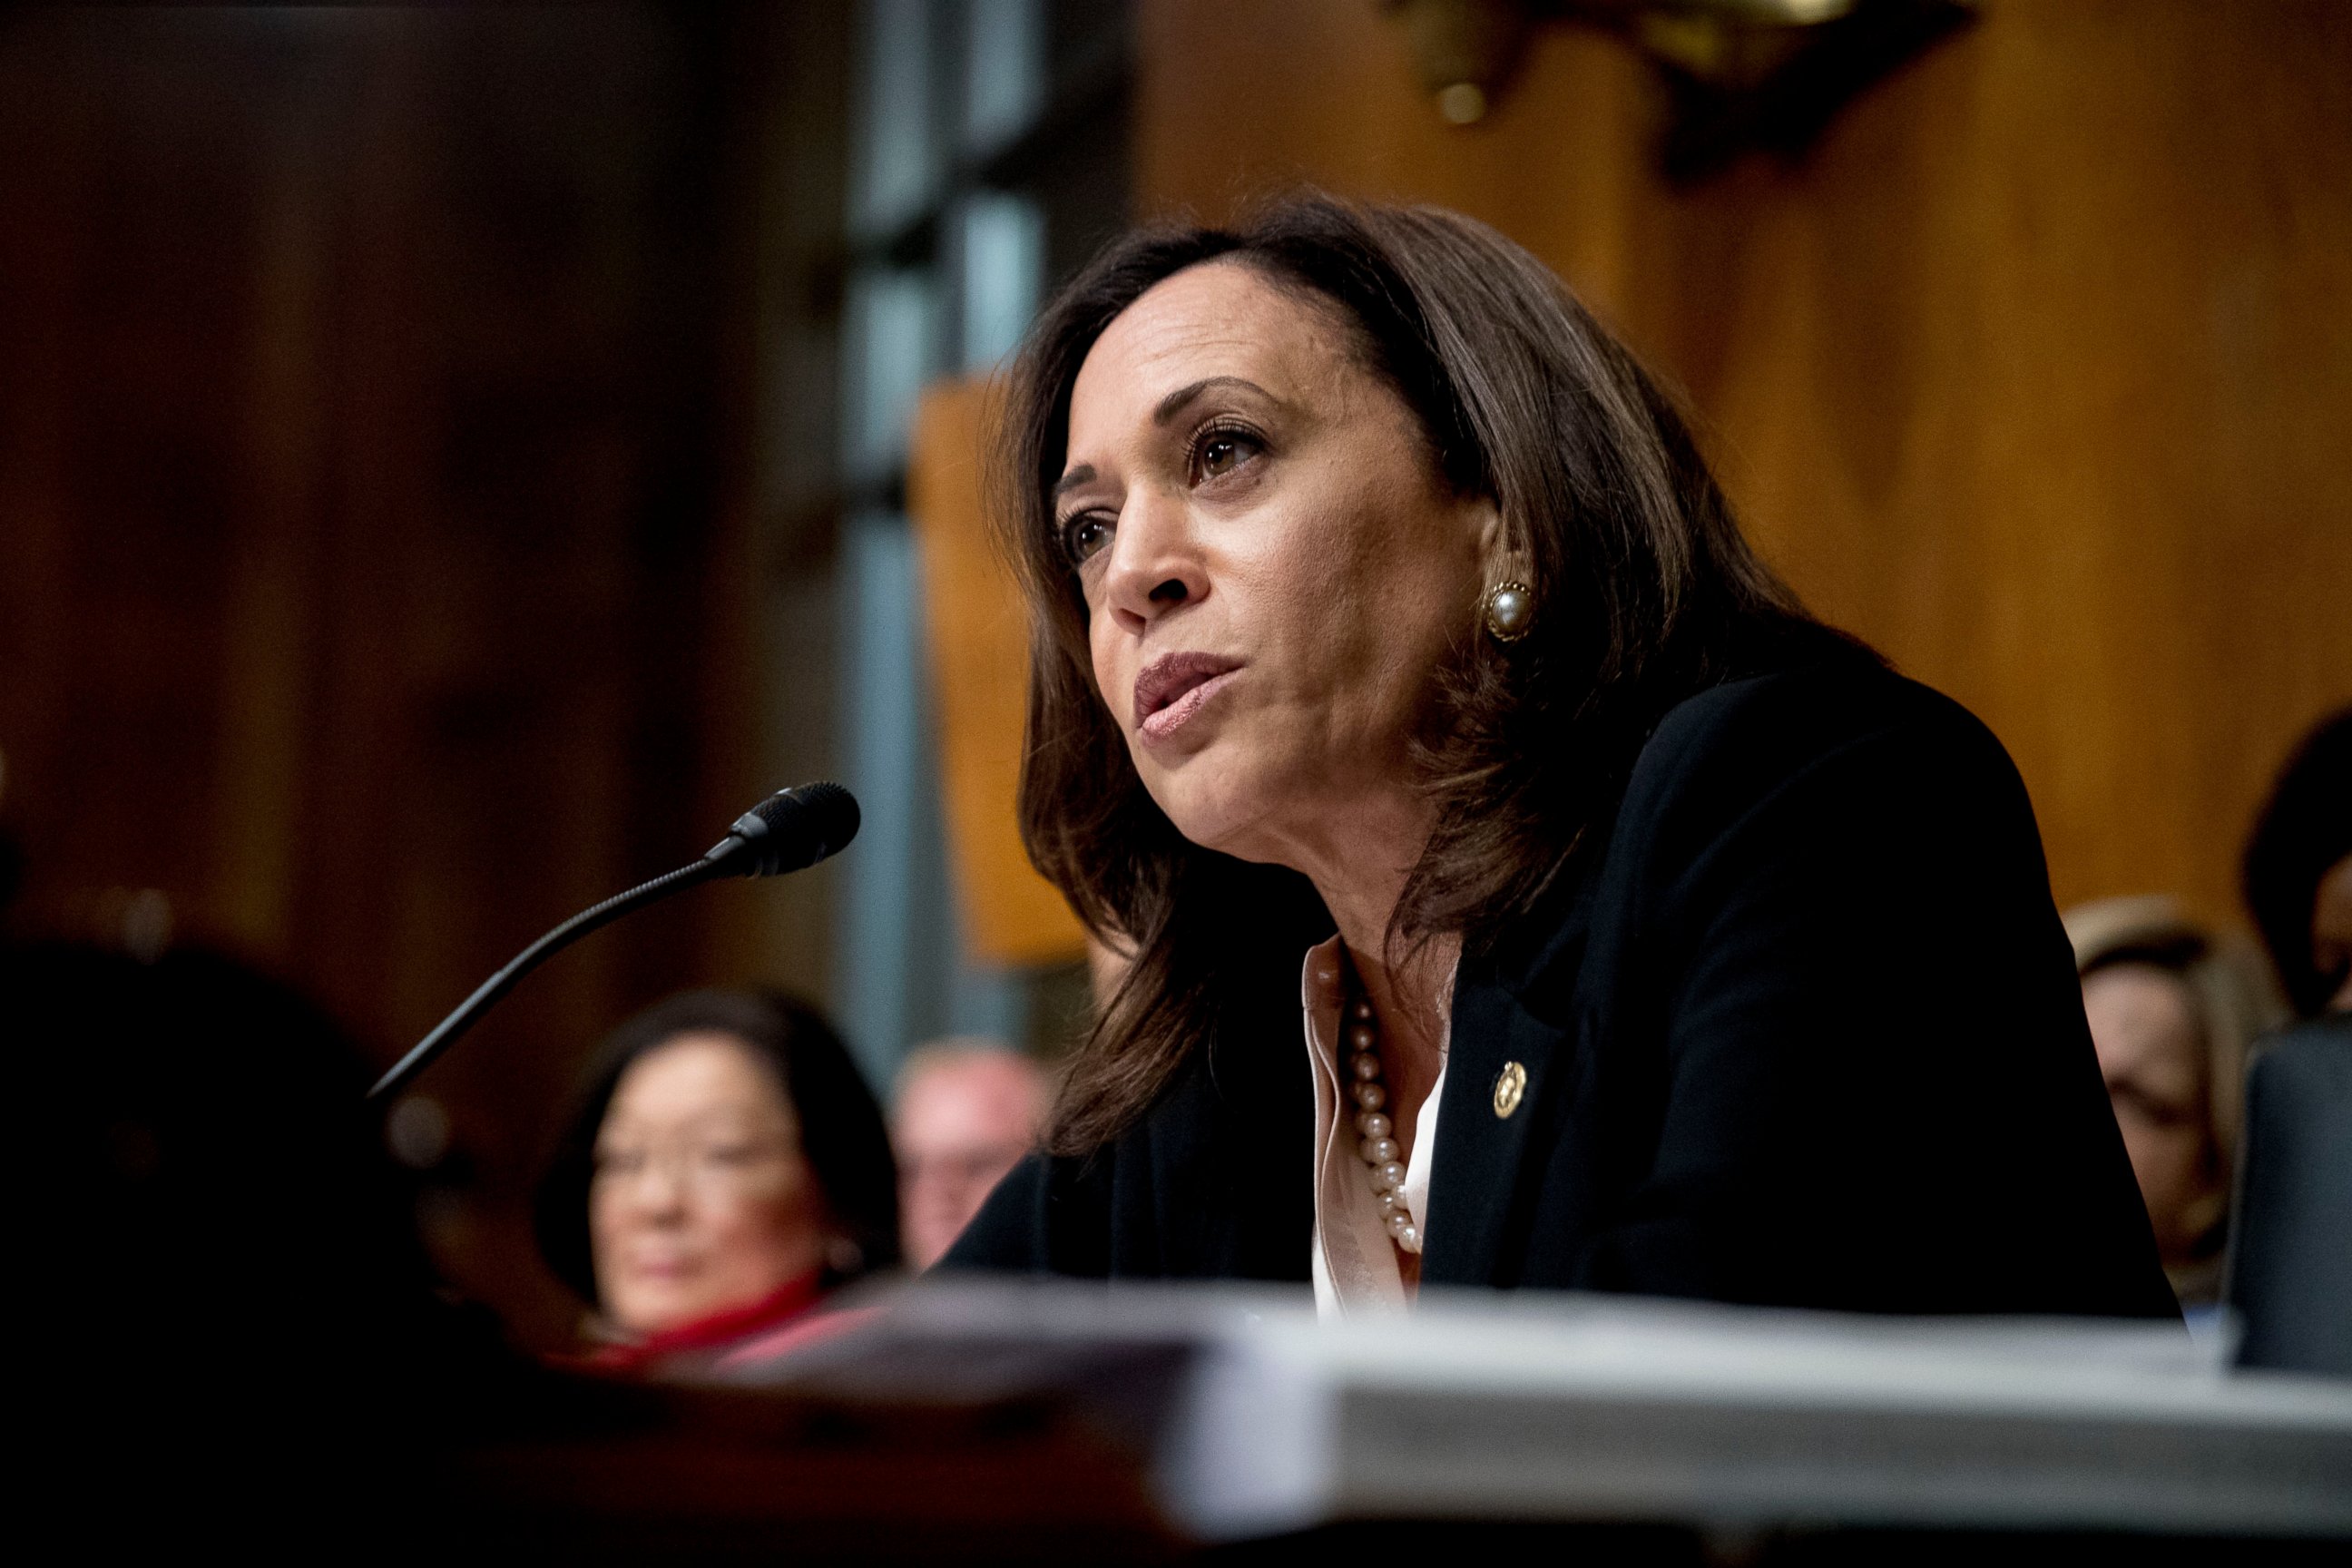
[893,1039,1047,1270]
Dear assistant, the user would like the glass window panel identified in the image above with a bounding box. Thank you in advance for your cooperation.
[835,513,1010,1082]
[958,191,1045,371]
[836,513,929,1082]
[842,267,940,479]
[963,0,1044,154]
[853,0,937,236]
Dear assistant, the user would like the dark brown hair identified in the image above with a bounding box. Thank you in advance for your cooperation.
[533,989,901,1306]
[998,195,1829,1155]
[2242,706,2352,1017]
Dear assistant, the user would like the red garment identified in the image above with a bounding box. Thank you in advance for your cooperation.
[715,1303,882,1370]
[582,1271,826,1377]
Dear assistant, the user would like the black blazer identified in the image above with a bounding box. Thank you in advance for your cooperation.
[947,656,2179,1318]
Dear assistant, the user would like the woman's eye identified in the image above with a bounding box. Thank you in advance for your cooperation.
[1191,426,1261,484]
[593,1149,644,1177]
[1061,513,1112,565]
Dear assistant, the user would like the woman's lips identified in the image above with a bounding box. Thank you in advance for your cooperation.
[1133,652,1243,749]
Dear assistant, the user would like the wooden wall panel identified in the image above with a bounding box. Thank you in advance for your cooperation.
[910,379,1090,968]
[1134,0,2352,932]
[0,8,783,1345]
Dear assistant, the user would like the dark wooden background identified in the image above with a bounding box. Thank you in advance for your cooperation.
[1136,0,2352,932]
[0,5,848,1343]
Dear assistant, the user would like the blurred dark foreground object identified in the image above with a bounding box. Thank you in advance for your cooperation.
[2230,1016,2352,1377]
[0,939,1175,1559]
[9,940,2345,1561]
[4,942,543,1548]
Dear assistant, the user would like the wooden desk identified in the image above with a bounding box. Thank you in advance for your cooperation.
[447,1282,2352,1560]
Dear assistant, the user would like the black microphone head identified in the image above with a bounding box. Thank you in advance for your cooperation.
[710,782,860,877]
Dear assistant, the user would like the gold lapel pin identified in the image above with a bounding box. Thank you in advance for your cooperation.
[1493,1060,1527,1119]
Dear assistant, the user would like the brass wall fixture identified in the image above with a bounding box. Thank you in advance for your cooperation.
[1380,0,1975,181]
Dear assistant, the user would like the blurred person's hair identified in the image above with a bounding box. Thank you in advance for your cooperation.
[532,989,900,1305]
[2064,895,2288,1232]
[2242,707,2352,1016]
[994,192,1850,1155]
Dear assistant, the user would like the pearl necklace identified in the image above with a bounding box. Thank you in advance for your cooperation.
[1344,989,1422,1255]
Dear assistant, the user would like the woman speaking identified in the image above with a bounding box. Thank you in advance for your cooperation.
[946,196,2174,1319]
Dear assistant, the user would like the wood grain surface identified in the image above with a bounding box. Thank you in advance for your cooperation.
[910,379,1090,967]
[1132,0,2352,933]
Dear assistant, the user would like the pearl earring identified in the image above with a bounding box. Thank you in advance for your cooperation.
[1483,580,1534,642]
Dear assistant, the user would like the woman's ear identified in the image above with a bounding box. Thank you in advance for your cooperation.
[1469,500,1537,644]
[1462,495,1515,581]
[1472,501,1537,602]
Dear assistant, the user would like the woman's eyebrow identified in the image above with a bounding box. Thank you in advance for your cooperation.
[1055,377,1282,495]
[1152,375,1273,426]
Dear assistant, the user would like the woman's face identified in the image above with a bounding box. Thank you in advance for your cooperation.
[589,1032,827,1336]
[2082,964,2217,1263]
[1056,260,1497,868]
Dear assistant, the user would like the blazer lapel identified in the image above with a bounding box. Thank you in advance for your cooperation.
[1422,874,1597,1287]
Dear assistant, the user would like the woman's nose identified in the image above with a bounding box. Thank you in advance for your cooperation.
[1102,489,1207,634]
[629,1161,690,1219]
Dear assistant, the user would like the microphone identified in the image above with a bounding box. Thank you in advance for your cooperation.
[703,779,860,877]
[366,783,859,1103]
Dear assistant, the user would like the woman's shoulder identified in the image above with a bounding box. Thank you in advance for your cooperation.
[1625,644,2022,843]
[1485,643,2035,994]
[1654,641,1996,768]
[939,1027,1315,1282]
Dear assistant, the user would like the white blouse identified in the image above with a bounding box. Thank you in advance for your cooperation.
[1300,935,1450,1318]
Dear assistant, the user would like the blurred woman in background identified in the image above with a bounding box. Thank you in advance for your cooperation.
[2065,897,2285,1311]
[534,989,898,1376]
